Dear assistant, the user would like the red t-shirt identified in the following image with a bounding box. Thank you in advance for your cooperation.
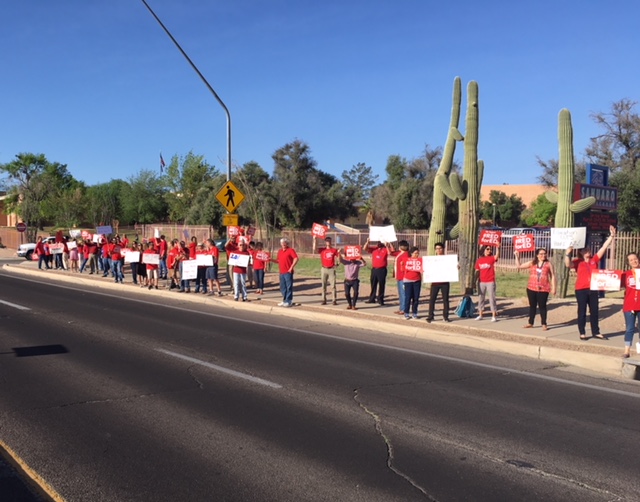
[572,257,599,290]
[622,269,640,312]
[167,247,180,269]
[207,246,219,265]
[110,244,122,261]
[403,258,422,282]
[369,247,389,269]
[319,247,338,268]
[277,247,298,274]
[188,242,197,259]
[144,249,159,270]
[394,252,408,280]
[475,256,498,283]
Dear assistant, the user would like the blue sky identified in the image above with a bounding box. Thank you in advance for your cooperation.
[1,1,638,189]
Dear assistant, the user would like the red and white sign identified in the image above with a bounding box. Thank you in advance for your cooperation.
[513,234,535,252]
[228,226,240,237]
[345,245,362,259]
[255,251,270,262]
[479,230,502,247]
[81,230,91,240]
[16,222,27,232]
[590,270,622,292]
[405,258,423,272]
[311,223,328,238]
[246,226,256,236]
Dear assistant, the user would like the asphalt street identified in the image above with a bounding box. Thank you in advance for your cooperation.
[2,271,640,501]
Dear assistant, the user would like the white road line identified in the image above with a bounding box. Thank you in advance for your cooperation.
[156,348,283,389]
[0,299,31,311]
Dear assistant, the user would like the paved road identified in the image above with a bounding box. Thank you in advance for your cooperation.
[2,273,640,501]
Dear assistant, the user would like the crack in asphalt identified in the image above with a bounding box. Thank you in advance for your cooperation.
[353,387,438,501]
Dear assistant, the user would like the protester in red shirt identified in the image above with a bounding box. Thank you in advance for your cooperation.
[515,248,556,331]
[271,238,298,307]
[363,238,392,306]
[109,237,124,284]
[251,242,269,295]
[427,242,452,323]
[402,246,423,320]
[204,239,223,296]
[144,241,159,290]
[319,237,339,305]
[474,245,500,321]
[564,226,616,340]
[227,239,251,301]
[622,252,640,358]
[390,240,409,315]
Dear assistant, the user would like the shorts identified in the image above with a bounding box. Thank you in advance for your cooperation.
[205,265,218,280]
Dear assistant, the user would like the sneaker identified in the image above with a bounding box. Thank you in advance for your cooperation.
[475,316,483,321]
[234,297,239,301]
[412,315,418,320]
[491,317,497,322]
[332,301,338,306]
[404,316,411,320]
[243,298,249,302]
[277,302,284,307]
[282,302,292,308]
[217,291,223,296]
[426,318,433,323]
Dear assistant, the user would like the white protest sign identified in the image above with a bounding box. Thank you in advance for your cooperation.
[550,227,586,249]
[49,243,64,254]
[228,253,250,268]
[634,269,640,291]
[67,240,78,250]
[590,270,622,292]
[92,234,103,243]
[69,229,82,238]
[142,253,160,265]
[124,251,140,263]
[181,260,198,280]
[369,225,397,243]
[422,255,459,283]
[196,254,214,266]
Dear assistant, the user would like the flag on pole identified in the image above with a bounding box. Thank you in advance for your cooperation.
[160,153,166,172]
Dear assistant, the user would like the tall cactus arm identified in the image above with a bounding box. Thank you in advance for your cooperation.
[545,191,559,204]
[570,197,596,212]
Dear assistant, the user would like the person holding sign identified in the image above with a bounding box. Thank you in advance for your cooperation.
[251,242,269,295]
[143,241,160,290]
[204,239,223,296]
[226,239,250,301]
[474,245,500,322]
[426,242,451,323]
[364,238,392,306]
[339,249,367,310]
[621,253,640,358]
[514,248,556,330]
[271,238,299,308]
[403,247,423,320]
[392,240,410,315]
[565,225,616,340]
[319,237,339,305]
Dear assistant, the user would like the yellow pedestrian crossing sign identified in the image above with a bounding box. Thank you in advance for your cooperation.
[216,180,245,213]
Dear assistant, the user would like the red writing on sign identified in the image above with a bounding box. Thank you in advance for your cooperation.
[405,258,423,272]
[513,234,535,252]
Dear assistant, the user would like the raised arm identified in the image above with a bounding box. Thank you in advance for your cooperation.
[564,246,574,268]
[513,250,531,270]
[595,225,616,260]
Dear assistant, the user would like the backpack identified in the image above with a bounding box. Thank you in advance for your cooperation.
[455,295,476,318]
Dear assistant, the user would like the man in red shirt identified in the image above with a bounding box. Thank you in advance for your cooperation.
[271,238,298,307]
[364,238,392,306]
[319,237,338,305]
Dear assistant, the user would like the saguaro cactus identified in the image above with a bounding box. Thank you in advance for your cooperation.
[546,108,596,297]
[428,77,464,255]
[457,81,484,294]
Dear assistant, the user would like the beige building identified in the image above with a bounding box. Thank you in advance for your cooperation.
[481,184,547,207]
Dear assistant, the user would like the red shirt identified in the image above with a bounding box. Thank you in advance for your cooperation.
[159,239,168,258]
[207,246,219,265]
[394,251,408,280]
[572,257,599,290]
[230,249,250,274]
[167,247,180,269]
[251,249,269,271]
[110,244,123,261]
[320,247,338,268]
[188,242,197,259]
[369,247,389,269]
[526,261,552,292]
[475,256,498,283]
[403,258,422,282]
[144,249,159,270]
[277,247,298,274]
[622,269,640,312]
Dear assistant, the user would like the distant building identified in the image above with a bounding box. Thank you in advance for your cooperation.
[481,184,547,208]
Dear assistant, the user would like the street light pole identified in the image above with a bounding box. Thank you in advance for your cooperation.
[492,203,496,226]
[140,0,232,181]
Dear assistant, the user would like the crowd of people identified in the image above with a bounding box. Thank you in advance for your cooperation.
[28,225,640,358]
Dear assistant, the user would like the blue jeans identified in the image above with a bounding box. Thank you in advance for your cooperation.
[112,259,123,282]
[159,258,168,279]
[624,311,640,347]
[403,281,421,316]
[255,269,265,290]
[397,280,405,312]
[233,272,247,299]
[279,272,294,304]
[38,254,50,269]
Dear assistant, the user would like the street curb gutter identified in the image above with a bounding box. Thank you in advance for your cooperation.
[2,264,629,378]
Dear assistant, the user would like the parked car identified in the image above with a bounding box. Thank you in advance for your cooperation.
[17,236,58,261]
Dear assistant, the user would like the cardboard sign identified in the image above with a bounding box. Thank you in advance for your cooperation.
[345,245,362,259]
[69,229,82,239]
[195,254,214,267]
[550,227,586,250]
[369,225,397,243]
[142,253,160,265]
[312,223,328,238]
[590,270,623,292]
[513,234,536,252]
[422,255,459,283]
[181,260,198,280]
[67,241,78,250]
[255,251,270,262]
[405,258,423,272]
[124,251,141,263]
[479,230,502,247]
[228,253,250,268]
[49,243,64,254]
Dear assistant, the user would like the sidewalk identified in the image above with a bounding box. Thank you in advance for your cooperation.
[1,247,637,379]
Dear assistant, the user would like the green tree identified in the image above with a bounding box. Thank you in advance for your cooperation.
[480,190,525,226]
[235,161,274,235]
[85,180,128,227]
[521,194,557,227]
[536,157,586,187]
[341,162,379,203]
[163,151,219,223]
[184,174,228,228]
[121,170,168,224]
